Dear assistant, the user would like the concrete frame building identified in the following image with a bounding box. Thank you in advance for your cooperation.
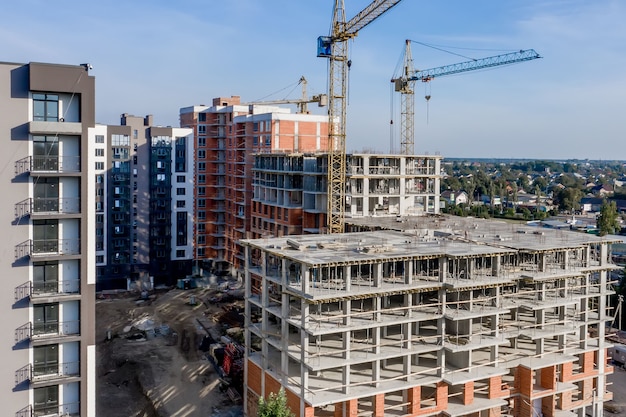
[251,153,442,238]
[92,115,194,289]
[243,216,619,417]
[1,62,96,416]
[180,98,328,275]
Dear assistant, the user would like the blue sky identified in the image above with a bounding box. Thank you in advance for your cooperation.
[2,1,624,160]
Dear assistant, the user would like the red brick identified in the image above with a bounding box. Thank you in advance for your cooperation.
[463,381,474,405]
[407,386,420,415]
[373,394,385,417]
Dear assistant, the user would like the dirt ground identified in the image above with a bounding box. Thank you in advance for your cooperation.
[96,285,245,417]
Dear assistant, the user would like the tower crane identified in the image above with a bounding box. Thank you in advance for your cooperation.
[245,76,327,114]
[318,0,403,234]
[391,41,541,155]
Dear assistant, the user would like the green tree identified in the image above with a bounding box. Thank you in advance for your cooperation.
[597,200,621,236]
[258,389,295,417]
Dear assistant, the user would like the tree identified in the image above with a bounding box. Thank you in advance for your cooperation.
[597,200,621,236]
[258,389,295,417]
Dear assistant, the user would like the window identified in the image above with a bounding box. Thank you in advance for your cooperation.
[198,137,206,147]
[133,155,138,165]
[198,162,206,172]
[176,200,186,208]
[133,129,138,139]
[96,255,104,263]
[133,169,138,177]
[32,261,58,294]
[34,385,59,415]
[198,150,206,159]
[112,134,130,146]
[176,188,186,195]
[33,93,59,121]
[95,135,105,143]
[33,303,58,335]
[133,195,137,203]
[198,187,206,196]
[133,182,138,190]
[253,136,258,146]
[198,113,206,122]
[198,236,206,245]
[198,211,206,220]
[95,162,104,170]
[176,250,185,258]
[96,214,104,223]
[156,174,166,181]
[198,125,206,134]
[265,136,271,146]
[96,174,103,183]
[198,224,206,232]
[198,199,206,208]
[253,122,259,132]
[197,248,205,257]
[177,175,185,183]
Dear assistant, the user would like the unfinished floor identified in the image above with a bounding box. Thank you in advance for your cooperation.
[243,216,622,417]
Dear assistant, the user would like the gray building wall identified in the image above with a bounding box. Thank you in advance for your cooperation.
[1,61,96,417]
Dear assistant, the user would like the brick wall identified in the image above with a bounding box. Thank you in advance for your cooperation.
[247,360,262,395]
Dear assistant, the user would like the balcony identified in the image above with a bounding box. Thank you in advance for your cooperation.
[29,120,82,135]
[15,155,81,176]
[14,320,81,345]
[15,361,80,386]
[15,239,81,260]
[15,198,81,219]
[14,279,81,302]
[15,402,81,417]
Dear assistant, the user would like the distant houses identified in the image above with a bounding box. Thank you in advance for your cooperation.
[440,190,468,206]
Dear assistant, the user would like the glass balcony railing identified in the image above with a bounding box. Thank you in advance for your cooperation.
[14,155,81,175]
[32,319,80,338]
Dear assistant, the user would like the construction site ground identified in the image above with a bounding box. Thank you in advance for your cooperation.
[96,283,245,417]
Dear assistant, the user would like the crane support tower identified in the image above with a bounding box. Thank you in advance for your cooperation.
[392,42,541,155]
[245,76,327,114]
[318,0,403,234]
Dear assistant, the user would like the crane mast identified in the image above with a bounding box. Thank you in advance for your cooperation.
[319,0,402,234]
[392,45,541,155]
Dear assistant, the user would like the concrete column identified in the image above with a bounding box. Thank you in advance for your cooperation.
[536,309,545,355]
[344,265,351,291]
[373,325,381,385]
[491,313,499,363]
[301,302,309,363]
[261,253,269,372]
[439,256,448,283]
[374,263,382,287]
[539,253,547,272]
[301,263,309,293]
[342,363,351,395]
[406,259,413,284]
[343,299,351,326]
[492,255,501,276]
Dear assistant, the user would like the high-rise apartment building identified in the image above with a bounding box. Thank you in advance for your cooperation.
[92,115,194,289]
[180,98,328,276]
[243,217,619,417]
[1,61,96,416]
[251,153,442,238]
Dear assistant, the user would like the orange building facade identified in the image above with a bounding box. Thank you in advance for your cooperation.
[180,99,327,274]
